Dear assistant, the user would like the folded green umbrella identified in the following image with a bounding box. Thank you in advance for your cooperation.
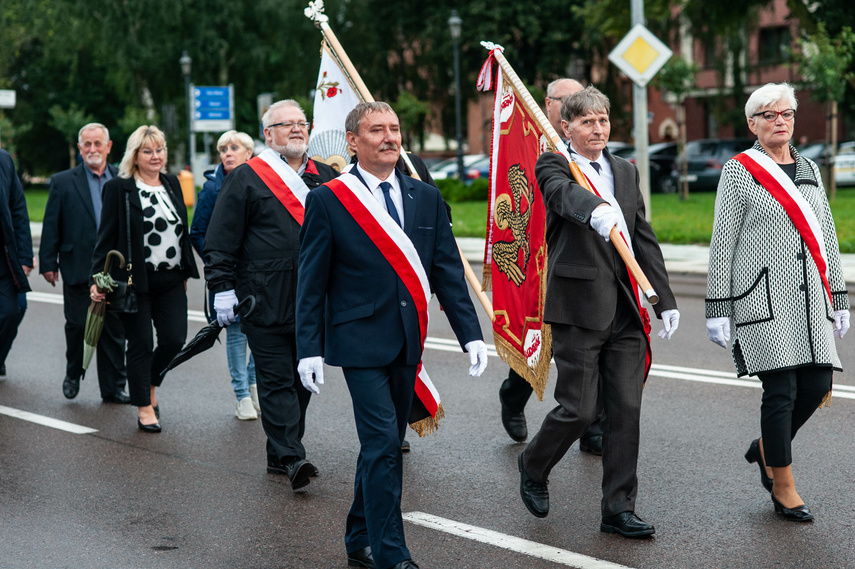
[83,250,125,371]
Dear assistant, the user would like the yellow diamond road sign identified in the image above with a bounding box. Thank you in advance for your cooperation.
[608,23,673,87]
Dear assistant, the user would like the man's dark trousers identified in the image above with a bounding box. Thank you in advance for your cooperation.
[522,296,646,517]
[343,349,416,569]
[244,328,309,461]
[63,281,126,395]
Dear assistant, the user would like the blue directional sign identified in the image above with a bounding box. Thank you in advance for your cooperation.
[191,84,234,132]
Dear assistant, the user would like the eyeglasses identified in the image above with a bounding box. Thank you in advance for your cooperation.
[751,109,795,122]
[547,96,566,102]
[139,147,165,156]
[268,121,310,130]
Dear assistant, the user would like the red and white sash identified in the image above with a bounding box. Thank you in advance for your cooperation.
[735,149,831,304]
[582,170,652,381]
[247,147,311,225]
[324,172,443,433]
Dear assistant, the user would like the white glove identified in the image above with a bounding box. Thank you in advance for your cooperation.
[706,317,731,349]
[833,310,850,339]
[658,309,680,340]
[589,205,622,242]
[464,340,488,377]
[214,290,239,327]
[297,356,325,394]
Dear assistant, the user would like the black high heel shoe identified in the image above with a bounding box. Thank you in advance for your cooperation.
[744,439,773,493]
[138,419,162,433]
[771,491,813,522]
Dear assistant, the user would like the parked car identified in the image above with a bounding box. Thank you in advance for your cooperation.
[615,142,679,193]
[833,142,855,186]
[428,154,487,180]
[671,138,755,192]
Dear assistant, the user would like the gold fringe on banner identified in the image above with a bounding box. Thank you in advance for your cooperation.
[410,403,445,437]
[493,323,552,402]
[820,388,832,409]
[482,264,492,292]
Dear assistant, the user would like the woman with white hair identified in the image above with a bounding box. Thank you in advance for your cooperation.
[706,82,850,521]
[190,130,259,420]
[90,125,199,432]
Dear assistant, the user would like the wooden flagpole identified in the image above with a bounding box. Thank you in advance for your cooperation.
[306,1,494,319]
[482,43,659,305]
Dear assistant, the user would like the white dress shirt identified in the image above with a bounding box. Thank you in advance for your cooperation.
[357,164,404,229]
[570,144,615,199]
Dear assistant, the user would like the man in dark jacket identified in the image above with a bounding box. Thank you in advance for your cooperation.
[204,100,338,490]
[39,123,128,402]
[0,149,33,377]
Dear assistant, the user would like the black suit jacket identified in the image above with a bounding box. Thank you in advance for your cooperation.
[91,174,199,292]
[40,163,118,285]
[296,168,482,368]
[535,151,676,331]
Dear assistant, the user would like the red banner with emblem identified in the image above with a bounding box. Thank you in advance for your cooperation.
[478,51,553,399]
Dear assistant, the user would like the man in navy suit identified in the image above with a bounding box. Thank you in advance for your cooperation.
[39,123,128,402]
[296,102,488,569]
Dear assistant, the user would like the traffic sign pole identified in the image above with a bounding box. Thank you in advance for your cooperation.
[631,0,651,220]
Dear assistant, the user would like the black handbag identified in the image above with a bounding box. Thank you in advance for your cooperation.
[107,192,139,314]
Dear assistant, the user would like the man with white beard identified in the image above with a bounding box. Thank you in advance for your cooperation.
[204,100,338,489]
[40,123,129,403]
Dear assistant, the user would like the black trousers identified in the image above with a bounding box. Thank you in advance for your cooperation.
[63,282,127,396]
[119,270,187,407]
[757,366,832,467]
[523,296,647,517]
[243,327,310,461]
[500,368,605,439]
[0,260,23,366]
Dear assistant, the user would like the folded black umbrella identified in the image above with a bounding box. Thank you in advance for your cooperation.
[160,295,256,378]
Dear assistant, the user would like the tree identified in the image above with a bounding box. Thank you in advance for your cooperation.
[794,23,855,200]
[48,104,94,169]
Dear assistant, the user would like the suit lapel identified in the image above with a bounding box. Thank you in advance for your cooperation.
[397,169,417,238]
[72,164,97,226]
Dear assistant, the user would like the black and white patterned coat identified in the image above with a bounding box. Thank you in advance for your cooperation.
[705,142,849,376]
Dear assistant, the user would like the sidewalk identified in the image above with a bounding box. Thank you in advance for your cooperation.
[30,222,855,283]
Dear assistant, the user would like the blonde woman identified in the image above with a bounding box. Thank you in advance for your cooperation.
[90,125,199,432]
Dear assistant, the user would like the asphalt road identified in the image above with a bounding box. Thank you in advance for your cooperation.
[2,261,854,569]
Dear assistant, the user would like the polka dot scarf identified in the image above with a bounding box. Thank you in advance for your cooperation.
[135,179,184,271]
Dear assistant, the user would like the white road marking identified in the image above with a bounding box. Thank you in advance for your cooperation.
[27,291,855,399]
[403,511,635,569]
[0,405,98,434]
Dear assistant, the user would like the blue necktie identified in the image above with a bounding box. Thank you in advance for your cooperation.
[590,161,601,174]
[380,182,401,227]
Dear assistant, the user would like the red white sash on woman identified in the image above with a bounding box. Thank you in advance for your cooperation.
[579,164,653,381]
[246,147,311,225]
[735,148,832,305]
[324,172,443,435]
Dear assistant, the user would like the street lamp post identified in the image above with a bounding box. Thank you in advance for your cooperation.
[448,10,464,181]
[179,51,193,171]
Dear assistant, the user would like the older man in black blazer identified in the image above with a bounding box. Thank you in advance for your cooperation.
[517,87,679,538]
[40,123,128,402]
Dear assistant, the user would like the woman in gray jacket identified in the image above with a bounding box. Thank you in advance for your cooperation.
[706,82,849,522]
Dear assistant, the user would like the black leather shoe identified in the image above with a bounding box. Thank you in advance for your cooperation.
[402,438,411,452]
[771,492,813,522]
[390,561,420,569]
[601,511,655,538]
[62,375,80,399]
[745,439,773,493]
[518,453,548,518]
[347,546,376,568]
[283,457,313,490]
[268,457,319,478]
[500,393,527,442]
[137,419,162,433]
[153,404,160,419]
[102,391,131,404]
[580,435,603,456]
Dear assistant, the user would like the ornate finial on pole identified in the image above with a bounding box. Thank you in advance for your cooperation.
[304,0,329,26]
[480,41,504,52]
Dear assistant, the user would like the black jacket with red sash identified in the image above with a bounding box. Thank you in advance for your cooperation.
[204,156,338,332]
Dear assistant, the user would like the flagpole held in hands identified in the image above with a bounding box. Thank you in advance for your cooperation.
[481,43,659,305]
[305,0,495,318]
